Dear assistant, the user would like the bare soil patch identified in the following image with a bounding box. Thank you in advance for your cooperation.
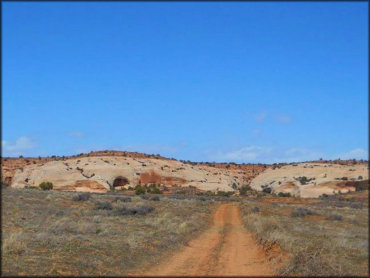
[133,203,275,276]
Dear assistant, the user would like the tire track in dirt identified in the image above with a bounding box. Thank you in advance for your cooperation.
[133,203,274,276]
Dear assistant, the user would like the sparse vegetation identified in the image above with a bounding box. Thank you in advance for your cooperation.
[327,214,343,221]
[118,205,155,216]
[115,196,132,203]
[72,193,90,201]
[355,182,368,192]
[2,182,9,188]
[241,194,368,276]
[291,207,315,217]
[239,184,252,196]
[216,190,233,197]
[39,182,53,191]
[2,187,214,276]
[319,193,329,199]
[294,176,314,185]
[146,184,163,194]
[277,192,291,197]
[149,196,160,201]
[135,185,146,195]
[251,206,259,213]
[95,201,113,210]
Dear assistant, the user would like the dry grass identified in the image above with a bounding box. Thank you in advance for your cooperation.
[240,193,369,276]
[1,187,215,276]
[3,185,368,276]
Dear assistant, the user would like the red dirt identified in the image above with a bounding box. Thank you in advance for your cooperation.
[131,203,275,276]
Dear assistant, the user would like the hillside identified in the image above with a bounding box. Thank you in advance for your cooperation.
[251,162,368,198]
[2,151,265,193]
[1,151,368,198]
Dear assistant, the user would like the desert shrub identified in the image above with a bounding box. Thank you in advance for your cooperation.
[279,243,343,276]
[2,232,27,255]
[168,195,185,200]
[24,185,39,190]
[39,182,53,191]
[140,195,150,200]
[355,183,368,192]
[72,193,90,201]
[216,196,232,202]
[294,176,314,185]
[149,196,160,201]
[341,177,348,181]
[239,184,252,195]
[277,192,291,197]
[147,187,162,194]
[349,203,363,209]
[319,193,329,199]
[56,210,65,217]
[358,176,363,180]
[262,187,272,194]
[330,201,345,208]
[232,182,238,189]
[251,207,260,213]
[115,196,131,203]
[135,186,146,195]
[216,191,233,197]
[95,201,113,210]
[118,205,155,216]
[2,182,9,188]
[327,214,343,221]
[198,196,208,201]
[291,207,315,217]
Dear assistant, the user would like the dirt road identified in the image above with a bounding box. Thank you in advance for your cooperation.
[136,203,274,276]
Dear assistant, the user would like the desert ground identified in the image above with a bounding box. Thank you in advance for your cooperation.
[1,152,369,276]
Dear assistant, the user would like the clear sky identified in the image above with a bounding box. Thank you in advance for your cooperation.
[2,2,368,163]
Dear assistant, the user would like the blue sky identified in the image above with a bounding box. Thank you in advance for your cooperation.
[2,2,368,163]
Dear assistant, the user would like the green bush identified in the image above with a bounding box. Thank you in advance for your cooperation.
[135,185,146,195]
[39,182,53,191]
[319,193,329,199]
[239,184,252,196]
[149,187,163,194]
[278,192,291,197]
[216,191,233,197]
[295,176,314,185]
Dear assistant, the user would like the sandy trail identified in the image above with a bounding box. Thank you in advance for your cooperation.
[135,203,274,276]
